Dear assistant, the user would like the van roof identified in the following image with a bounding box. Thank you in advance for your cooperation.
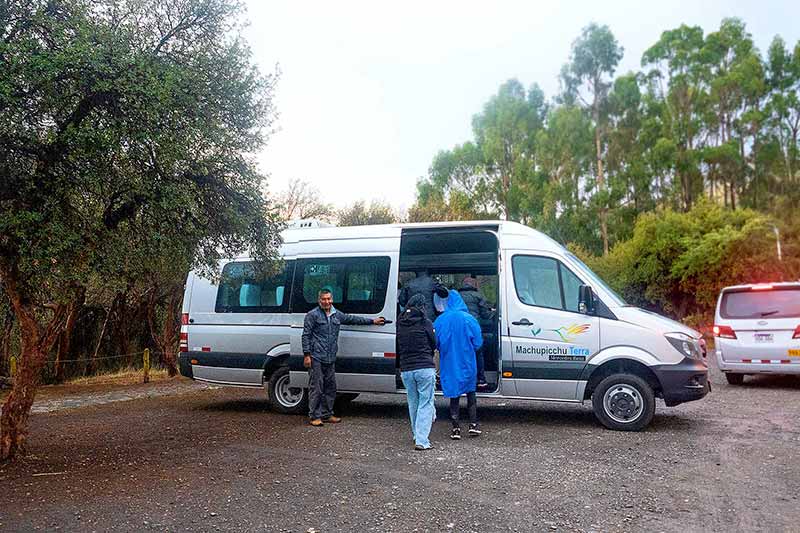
[281,219,563,250]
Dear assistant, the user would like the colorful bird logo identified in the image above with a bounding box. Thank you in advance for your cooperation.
[532,323,591,342]
[552,324,591,342]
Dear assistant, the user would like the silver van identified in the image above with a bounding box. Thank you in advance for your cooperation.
[713,282,800,384]
[179,221,709,431]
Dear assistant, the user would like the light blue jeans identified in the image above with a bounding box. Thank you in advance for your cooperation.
[401,367,437,448]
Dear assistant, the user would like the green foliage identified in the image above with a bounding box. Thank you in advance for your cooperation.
[413,79,546,222]
[337,201,397,226]
[584,201,799,322]
[0,0,283,307]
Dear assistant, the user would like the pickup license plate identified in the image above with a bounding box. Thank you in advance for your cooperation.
[789,349,800,357]
[754,333,773,343]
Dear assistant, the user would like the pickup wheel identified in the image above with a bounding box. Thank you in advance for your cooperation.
[591,373,655,431]
[267,366,308,415]
[725,373,745,385]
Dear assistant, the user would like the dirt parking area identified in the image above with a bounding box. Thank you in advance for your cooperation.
[0,363,799,533]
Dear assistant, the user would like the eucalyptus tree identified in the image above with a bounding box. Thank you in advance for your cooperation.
[765,36,800,205]
[0,0,281,460]
[641,24,707,210]
[561,23,624,254]
[701,18,766,210]
[413,79,546,222]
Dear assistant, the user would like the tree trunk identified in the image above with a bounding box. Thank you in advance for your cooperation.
[0,307,13,373]
[147,286,182,377]
[0,272,67,461]
[160,290,181,377]
[0,339,46,460]
[592,89,608,256]
[54,288,85,382]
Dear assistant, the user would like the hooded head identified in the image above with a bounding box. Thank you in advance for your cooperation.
[462,276,478,289]
[406,293,428,314]
[443,289,468,314]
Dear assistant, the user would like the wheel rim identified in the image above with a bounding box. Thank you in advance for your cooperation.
[603,384,643,424]
[274,373,303,408]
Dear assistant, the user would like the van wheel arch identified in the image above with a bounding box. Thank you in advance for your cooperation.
[267,365,308,414]
[584,358,661,401]
[263,353,290,381]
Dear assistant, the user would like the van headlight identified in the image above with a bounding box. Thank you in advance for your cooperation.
[665,333,702,359]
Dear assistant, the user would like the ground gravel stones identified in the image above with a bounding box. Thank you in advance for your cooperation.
[0,363,798,532]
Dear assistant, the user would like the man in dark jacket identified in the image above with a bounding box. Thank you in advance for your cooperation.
[458,276,493,389]
[398,269,443,321]
[303,289,385,426]
[397,294,437,450]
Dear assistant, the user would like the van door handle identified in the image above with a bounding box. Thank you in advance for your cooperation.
[511,318,531,326]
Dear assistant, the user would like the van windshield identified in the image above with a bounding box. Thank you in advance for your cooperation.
[720,287,800,319]
[564,252,627,307]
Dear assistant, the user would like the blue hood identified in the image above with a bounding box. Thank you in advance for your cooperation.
[443,289,469,314]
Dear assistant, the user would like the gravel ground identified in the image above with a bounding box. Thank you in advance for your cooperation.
[0,362,798,533]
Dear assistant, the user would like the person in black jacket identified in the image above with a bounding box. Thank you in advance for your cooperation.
[397,294,437,450]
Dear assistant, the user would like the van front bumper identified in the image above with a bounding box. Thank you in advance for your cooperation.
[652,356,710,407]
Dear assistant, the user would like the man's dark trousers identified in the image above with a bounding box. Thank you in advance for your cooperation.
[308,358,337,420]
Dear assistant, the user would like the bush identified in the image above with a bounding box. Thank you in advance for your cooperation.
[577,201,800,324]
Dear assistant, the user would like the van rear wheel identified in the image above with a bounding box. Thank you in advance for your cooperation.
[725,373,744,385]
[591,373,655,431]
[268,366,308,415]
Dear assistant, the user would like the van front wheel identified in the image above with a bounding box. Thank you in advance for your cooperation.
[268,366,308,415]
[592,374,655,431]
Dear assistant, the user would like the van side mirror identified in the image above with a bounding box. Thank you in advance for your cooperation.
[578,285,596,315]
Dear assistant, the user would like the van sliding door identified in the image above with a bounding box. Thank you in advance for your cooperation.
[288,254,399,392]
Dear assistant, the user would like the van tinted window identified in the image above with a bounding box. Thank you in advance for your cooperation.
[720,287,800,319]
[512,255,585,312]
[293,257,390,314]
[215,261,293,313]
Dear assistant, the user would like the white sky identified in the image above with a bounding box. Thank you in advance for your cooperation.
[243,0,800,213]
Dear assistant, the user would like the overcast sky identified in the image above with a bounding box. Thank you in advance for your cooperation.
[243,0,800,214]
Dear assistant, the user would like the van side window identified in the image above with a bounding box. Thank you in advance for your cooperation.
[512,255,584,313]
[215,261,293,313]
[561,266,583,312]
[293,256,390,314]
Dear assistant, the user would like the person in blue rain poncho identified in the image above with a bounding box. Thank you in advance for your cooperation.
[433,289,484,439]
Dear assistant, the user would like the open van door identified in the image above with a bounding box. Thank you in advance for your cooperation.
[288,254,399,393]
[503,251,600,400]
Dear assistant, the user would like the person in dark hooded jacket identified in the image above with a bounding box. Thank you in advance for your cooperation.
[397,294,437,450]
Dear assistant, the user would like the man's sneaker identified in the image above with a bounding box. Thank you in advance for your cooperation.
[450,427,462,440]
[309,419,324,427]
[468,423,482,437]
[414,444,433,451]
[324,416,342,424]
[477,381,490,391]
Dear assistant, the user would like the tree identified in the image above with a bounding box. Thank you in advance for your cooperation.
[0,0,282,460]
[412,79,546,222]
[765,36,800,205]
[561,23,624,255]
[337,201,397,226]
[641,24,707,211]
[275,179,334,222]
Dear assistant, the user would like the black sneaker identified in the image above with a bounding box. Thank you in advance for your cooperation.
[414,444,433,451]
[450,427,462,440]
[477,381,490,391]
[469,424,482,437]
